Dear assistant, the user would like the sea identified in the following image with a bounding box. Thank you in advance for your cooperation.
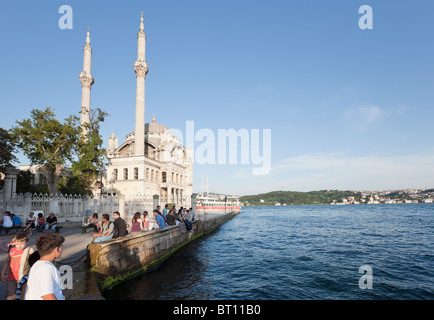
[104,204,434,300]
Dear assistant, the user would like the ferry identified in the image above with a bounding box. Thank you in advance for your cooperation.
[196,177,241,214]
[196,195,242,214]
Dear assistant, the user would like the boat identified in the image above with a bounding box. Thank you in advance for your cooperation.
[196,195,242,214]
[195,176,241,214]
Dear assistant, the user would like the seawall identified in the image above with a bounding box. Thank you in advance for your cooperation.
[85,211,237,294]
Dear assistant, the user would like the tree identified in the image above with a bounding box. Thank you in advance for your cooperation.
[0,127,17,174]
[10,108,80,194]
[72,107,108,194]
[58,175,89,196]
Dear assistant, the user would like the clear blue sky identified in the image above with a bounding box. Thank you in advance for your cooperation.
[1,0,433,195]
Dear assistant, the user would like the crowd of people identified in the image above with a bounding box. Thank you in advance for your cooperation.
[0,204,195,300]
[89,205,196,242]
[0,211,58,236]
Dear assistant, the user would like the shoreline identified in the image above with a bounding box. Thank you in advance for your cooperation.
[0,211,239,300]
[87,211,238,296]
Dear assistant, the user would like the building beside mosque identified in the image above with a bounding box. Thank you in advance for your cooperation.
[79,13,193,205]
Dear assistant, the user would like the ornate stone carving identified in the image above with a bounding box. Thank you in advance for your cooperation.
[79,71,94,88]
[134,59,148,77]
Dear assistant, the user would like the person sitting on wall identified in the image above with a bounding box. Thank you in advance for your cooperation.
[166,209,177,226]
[154,210,165,229]
[182,213,193,232]
[113,211,127,238]
[130,212,142,233]
[92,214,114,243]
[142,211,150,230]
[44,213,57,234]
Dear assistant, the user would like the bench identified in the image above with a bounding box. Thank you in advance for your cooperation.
[0,225,62,235]
[0,225,26,235]
[80,224,95,234]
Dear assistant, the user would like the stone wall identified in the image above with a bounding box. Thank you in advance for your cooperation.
[87,211,236,291]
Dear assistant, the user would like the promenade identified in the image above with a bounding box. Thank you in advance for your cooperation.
[0,212,234,300]
[0,227,96,300]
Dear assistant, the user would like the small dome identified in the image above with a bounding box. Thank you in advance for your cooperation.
[145,122,166,134]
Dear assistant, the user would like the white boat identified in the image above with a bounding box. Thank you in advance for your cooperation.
[196,195,241,214]
[195,177,241,213]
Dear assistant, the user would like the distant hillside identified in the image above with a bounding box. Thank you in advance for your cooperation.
[240,190,362,206]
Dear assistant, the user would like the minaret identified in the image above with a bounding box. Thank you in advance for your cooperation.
[133,11,148,156]
[79,27,95,135]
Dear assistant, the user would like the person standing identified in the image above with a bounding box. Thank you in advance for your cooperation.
[163,204,169,219]
[24,233,65,300]
[1,233,34,300]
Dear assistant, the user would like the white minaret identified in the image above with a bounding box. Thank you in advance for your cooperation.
[79,28,95,135]
[133,11,149,156]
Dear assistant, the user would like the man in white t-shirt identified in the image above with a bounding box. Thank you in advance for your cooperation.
[24,233,65,300]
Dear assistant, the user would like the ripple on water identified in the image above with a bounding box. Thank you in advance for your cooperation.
[104,205,434,300]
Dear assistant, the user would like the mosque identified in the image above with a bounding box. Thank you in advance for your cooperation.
[79,12,193,206]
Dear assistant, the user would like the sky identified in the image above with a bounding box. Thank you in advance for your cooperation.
[0,0,433,196]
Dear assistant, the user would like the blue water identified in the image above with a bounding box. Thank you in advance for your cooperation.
[104,204,434,300]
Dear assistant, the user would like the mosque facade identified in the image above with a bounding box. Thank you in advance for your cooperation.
[79,13,193,206]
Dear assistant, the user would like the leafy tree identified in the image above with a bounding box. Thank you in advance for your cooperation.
[0,127,17,174]
[72,108,108,194]
[16,170,49,194]
[10,108,80,194]
[58,175,89,196]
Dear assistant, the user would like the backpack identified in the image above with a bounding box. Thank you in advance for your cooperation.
[108,221,119,238]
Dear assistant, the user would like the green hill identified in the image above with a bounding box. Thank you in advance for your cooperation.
[240,190,362,206]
